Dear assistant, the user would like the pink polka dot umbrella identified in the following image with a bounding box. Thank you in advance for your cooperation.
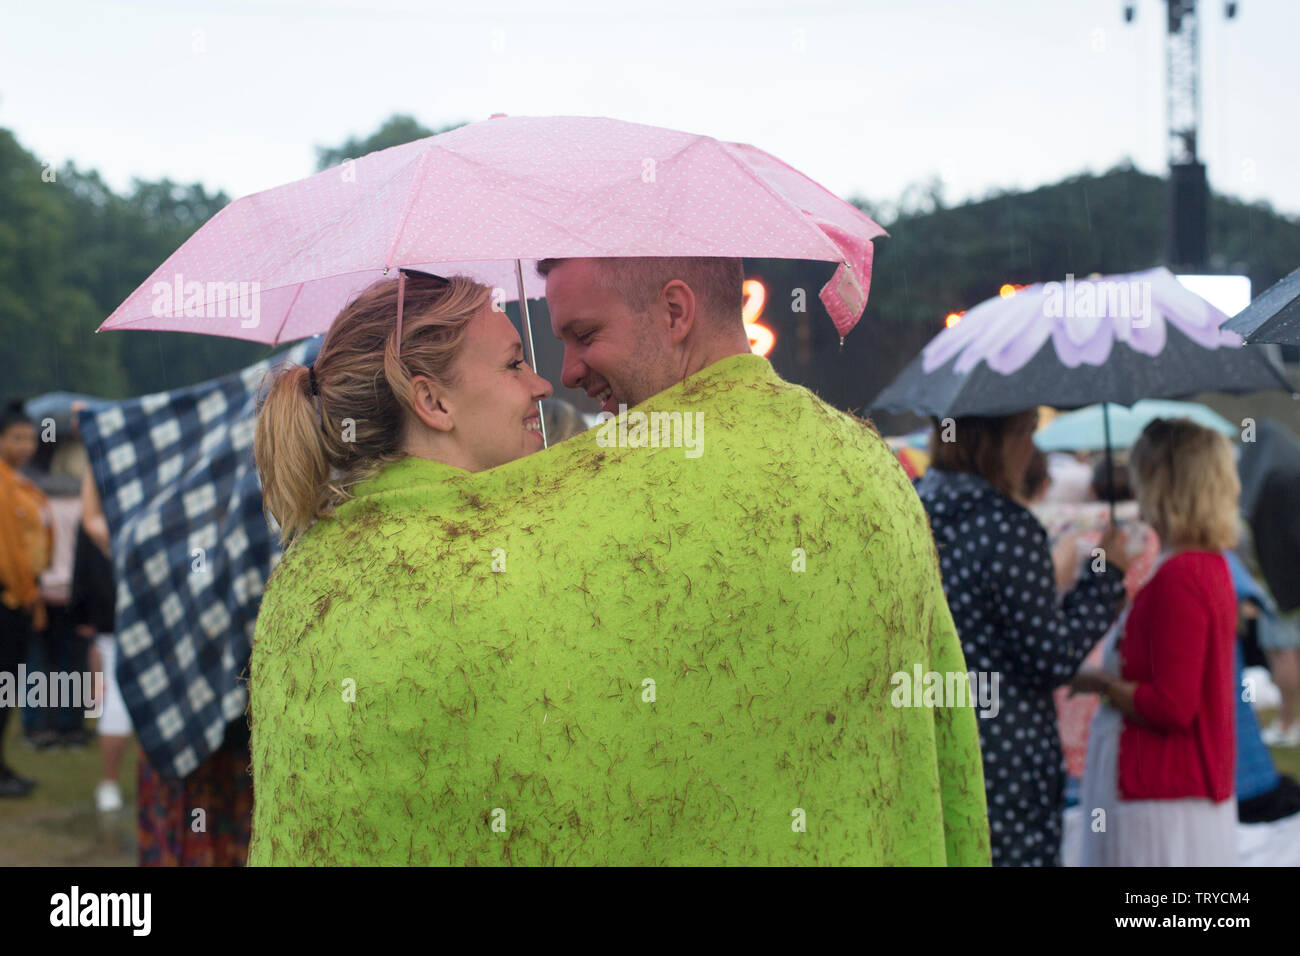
[98,115,886,348]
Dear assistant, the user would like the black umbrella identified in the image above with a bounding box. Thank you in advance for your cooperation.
[1223,265,1300,346]
[872,268,1295,516]
[872,317,1291,419]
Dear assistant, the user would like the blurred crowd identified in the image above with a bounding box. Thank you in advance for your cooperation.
[893,409,1300,865]
[4,373,1299,866]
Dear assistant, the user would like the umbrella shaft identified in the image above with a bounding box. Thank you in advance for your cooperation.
[515,259,549,449]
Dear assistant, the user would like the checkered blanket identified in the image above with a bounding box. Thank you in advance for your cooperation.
[80,339,320,778]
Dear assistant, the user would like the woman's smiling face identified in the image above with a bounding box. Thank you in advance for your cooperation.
[440,304,554,471]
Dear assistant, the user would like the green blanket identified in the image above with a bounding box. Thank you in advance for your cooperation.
[249,354,990,865]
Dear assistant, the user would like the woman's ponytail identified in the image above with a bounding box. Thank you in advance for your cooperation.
[254,363,331,546]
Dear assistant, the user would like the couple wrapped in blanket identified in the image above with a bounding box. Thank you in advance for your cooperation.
[248,257,991,866]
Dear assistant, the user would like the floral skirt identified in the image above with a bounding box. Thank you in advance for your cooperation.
[137,740,253,866]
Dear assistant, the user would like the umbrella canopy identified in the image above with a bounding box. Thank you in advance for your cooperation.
[1034,400,1237,452]
[1223,265,1300,346]
[871,267,1293,418]
[23,391,110,436]
[98,115,885,345]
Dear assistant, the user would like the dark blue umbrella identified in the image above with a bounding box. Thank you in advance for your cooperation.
[1223,265,1300,346]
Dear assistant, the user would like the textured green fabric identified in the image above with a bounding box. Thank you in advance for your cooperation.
[249,354,990,865]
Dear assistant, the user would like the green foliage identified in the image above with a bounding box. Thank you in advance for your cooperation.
[856,163,1300,329]
[0,127,277,399]
[3,113,1299,414]
[314,114,463,172]
[0,112,473,401]
[759,164,1300,429]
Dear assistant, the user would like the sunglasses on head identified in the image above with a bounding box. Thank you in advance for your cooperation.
[394,268,451,359]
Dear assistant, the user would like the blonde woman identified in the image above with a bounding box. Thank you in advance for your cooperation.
[253,271,553,544]
[1075,418,1240,866]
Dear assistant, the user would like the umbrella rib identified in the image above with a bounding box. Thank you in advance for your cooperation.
[714,141,852,263]
[273,283,306,347]
[382,147,435,273]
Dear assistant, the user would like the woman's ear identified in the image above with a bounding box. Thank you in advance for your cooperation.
[408,374,455,433]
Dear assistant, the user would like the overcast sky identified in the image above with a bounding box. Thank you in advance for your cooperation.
[4,0,1298,217]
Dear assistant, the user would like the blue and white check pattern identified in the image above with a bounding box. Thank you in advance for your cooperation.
[81,339,320,779]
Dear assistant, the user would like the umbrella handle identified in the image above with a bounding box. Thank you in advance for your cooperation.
[515,259,549,449]
[1103,402,1116,525]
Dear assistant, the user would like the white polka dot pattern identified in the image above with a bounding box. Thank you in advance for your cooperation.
[915,466,1126,866]
[99,116,887,344]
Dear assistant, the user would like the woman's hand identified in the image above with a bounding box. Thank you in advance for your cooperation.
[1070,666,1113,697]
[1096,524,1131,575]
[1051,533,1082,593]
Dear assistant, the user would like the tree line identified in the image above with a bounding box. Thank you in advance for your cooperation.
[2,114,1298,416]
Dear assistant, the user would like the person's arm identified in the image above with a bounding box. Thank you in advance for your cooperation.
[1071,666,1143,722]
[69,526,98,638]
[80,467,110,557]
[991,509,1125,690]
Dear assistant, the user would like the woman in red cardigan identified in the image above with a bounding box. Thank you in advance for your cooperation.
[1074,418,1239,866]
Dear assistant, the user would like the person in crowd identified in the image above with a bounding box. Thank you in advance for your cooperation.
[72,467,133,812]
[0,400,51,796]
[1224,549,1300,822]
[1089,452,1132,504]
[1019,447,1051,506]
[1075,418,1240,865]
[248,261,990,865]
[1238,419,1300,748]
[1043,450,1094,504]
[915,409,1127,865]
[24,435,90,750]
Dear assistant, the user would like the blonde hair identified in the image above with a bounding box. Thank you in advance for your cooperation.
[254,274,491,545]
[1129,418,1240,551]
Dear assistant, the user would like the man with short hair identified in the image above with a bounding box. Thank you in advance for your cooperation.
[539,257,749,416]
[252,256,992,865]
[538,255,992,865]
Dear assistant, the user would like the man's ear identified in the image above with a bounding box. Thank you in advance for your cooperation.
[660,279,696,345]
[408,374,455,433]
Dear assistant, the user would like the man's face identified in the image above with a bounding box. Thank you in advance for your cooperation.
[545,259,673,414]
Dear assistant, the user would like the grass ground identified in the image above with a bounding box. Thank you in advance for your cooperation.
[0,713,137,866]
[2,705,1299,866]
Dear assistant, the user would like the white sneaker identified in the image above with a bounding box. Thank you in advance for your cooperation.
[94,780,123,813]
[1262,720,1285,746]
[1262,720,1300,748]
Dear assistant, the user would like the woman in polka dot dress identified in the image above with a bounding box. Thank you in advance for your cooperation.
[915,409,1128,866]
